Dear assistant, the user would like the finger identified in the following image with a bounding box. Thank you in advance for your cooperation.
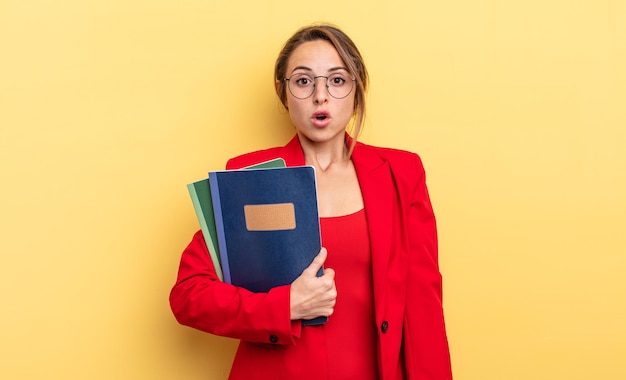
[323,267,335,279]
[304,247,327,275]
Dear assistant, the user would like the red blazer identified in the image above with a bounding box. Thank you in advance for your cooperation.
[170,135,452,379]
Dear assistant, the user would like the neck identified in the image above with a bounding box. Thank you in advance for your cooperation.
[298,135,349,172]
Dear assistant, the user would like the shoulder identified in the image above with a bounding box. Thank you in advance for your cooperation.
[354,141,426,175]
[354,142,433,207]
[225,147,284,170]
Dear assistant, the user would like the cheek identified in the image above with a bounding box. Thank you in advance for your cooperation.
[286,101,307,125]
[287,99,305,117]
[341,97,357,117]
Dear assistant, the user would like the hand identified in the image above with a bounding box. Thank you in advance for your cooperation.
[289,248,337,321]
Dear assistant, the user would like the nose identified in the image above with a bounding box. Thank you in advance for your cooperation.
[312,76,328,104]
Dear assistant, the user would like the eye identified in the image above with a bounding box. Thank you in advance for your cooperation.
[293,75,313,87]
[328,74,348,87]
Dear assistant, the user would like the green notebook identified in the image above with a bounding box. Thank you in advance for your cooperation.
[187,158,286,280]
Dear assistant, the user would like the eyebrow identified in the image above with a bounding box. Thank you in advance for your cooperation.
[290,65,349,74]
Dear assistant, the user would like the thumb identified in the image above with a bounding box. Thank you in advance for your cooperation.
[303,247,327,276]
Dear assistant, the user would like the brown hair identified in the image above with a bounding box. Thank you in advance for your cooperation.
[274,24,369,154]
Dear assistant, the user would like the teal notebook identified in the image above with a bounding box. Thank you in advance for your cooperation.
[187,158,286,280]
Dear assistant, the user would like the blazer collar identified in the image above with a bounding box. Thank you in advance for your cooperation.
[278,133,387,169]
[278,135,307,167]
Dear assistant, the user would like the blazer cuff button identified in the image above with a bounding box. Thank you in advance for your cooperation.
[269,334,279,343]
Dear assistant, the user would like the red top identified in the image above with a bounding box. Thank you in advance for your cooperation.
[321,208,379,379]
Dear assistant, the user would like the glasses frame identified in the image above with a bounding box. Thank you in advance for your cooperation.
[284,74,356,100]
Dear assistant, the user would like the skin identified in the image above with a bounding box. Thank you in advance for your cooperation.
[281,40,365,321]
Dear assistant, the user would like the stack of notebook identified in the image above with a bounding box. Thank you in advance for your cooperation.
[187,159,326,325]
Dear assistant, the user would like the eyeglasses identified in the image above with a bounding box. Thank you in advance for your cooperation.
[284,72,356,99]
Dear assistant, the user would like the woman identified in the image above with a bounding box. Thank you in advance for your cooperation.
[170,24,452,379]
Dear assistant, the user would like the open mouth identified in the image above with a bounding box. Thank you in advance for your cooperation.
[313,111,330,121]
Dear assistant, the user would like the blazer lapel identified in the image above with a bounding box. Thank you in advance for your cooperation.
[352,144,394,316]
[278,135,306,167]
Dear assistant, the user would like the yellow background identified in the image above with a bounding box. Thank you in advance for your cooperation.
[1,1,625,379]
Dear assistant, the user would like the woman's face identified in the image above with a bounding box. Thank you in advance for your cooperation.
[282,40,356,147]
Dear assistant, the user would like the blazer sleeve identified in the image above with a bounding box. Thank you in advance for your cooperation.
[403,153,453,379]
[169,231,301,345]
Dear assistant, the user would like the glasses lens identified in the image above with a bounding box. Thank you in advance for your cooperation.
[326,73,354,99]
[287,74,315,99]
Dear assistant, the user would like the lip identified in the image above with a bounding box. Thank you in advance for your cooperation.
[311,111,331,128]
